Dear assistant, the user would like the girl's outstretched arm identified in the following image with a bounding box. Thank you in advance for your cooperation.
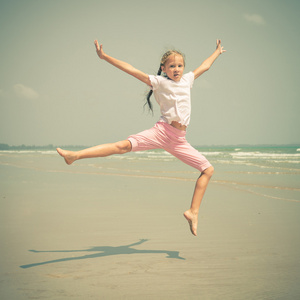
[193,39,226,80]
[94,40,151,86]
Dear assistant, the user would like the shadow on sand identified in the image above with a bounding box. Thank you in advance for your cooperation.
[20,239,185,268]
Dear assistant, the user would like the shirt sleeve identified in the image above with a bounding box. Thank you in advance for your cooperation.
[185,71,195,88]
[148,75,161,90]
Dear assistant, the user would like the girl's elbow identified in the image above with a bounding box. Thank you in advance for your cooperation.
[203,64,210,72]
[199,66,210,77]
[197,64,210,74]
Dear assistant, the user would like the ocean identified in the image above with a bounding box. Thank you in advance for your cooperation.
[1,145,299,203]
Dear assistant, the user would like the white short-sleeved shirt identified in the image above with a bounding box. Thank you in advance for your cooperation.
[148,72,194,126]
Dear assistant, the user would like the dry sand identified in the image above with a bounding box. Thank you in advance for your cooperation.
[1,153,300,299]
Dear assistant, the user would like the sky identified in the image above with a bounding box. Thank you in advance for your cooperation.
[0,0,299,146]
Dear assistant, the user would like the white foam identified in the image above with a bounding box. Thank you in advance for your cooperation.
[273,160,300,164]
[38,151,57,155]
[0,150,36,154]
[201,152,223,156]
[230,152,300,159]
[0,150,57,154]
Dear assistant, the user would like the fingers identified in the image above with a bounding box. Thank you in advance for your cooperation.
[220,45,226,54]
[94,39,100,51]
[216,39,226,53]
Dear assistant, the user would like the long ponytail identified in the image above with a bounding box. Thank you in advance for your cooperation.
[145,64,162,113]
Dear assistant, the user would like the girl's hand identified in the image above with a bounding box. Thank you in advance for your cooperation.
[216,39,226,54]
[94,40,105,59]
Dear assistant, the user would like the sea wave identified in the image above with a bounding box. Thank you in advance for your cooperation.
[230,152,300,158]
[200,152,223,156]
[2,147,300,167]
[38,151,58,155]
[0,150,57,155]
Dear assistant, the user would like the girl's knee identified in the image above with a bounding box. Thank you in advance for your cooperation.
[203,166,214,178]
[115,140,132,154]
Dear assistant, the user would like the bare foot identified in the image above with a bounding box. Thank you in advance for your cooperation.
[183,210,198,236]
[56,148,77,165]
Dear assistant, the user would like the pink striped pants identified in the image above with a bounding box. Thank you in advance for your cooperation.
[128,122,211,172]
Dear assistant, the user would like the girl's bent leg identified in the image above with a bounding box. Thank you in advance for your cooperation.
[57,140,132,165]
[184,166,214,236]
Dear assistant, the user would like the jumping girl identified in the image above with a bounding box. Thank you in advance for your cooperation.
[57,39,226,236]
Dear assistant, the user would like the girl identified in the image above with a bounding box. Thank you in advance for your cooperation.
[57,39,226,236]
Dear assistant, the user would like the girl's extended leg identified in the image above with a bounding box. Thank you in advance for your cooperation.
[57,140,132,165]
[184,166,214,236]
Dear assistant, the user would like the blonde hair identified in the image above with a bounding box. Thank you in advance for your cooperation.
[145,50,185,112]
[160,50,185,68]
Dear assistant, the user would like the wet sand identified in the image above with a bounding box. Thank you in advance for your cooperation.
[1,152,300,299]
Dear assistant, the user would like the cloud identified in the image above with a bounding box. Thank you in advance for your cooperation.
[243,13,266,25]
[13,84,39,100]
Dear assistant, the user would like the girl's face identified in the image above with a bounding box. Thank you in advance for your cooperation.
[161,54,184,82]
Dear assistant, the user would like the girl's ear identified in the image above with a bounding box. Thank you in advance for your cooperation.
[160,65,165,72]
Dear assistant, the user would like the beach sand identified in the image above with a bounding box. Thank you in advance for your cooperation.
[1,152,300,299]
